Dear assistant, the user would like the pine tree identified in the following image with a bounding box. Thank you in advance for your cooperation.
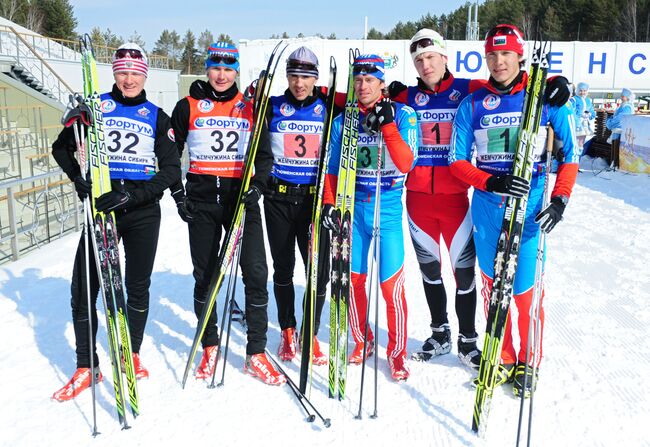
[181,29,199,75]
[128,30,146,50]
[37,0,76,40]
[197,29,214,54]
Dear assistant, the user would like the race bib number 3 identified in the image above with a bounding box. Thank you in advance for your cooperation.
[358,146,386,169]
[283,133,319,159]
[421,121,453,146]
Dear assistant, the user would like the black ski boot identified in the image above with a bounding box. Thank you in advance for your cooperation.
[471,362,515,388]
[457,333,481,369]
[411,323,451,362]
[513,362,538,398]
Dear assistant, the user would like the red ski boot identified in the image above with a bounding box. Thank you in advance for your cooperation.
[195,346,218,379]
[311,337,328,366]
[278,327,297,361]
[388,356,410,381]
[52,367,103,402]
[244,353,286,385]
[348,339,374,365]
[132,353,149,379]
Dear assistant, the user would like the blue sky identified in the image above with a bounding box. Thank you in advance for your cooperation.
[69,1,474,51]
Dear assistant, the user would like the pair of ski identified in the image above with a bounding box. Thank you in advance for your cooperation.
[72,35,139,433]
[472,39,551,437]
[328,48,361,401]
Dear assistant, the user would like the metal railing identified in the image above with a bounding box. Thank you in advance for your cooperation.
[0,170,81,263]
[0,26,74,103]
[0,25,170,69]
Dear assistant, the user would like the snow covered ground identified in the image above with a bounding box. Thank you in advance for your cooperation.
[1,167,649,447]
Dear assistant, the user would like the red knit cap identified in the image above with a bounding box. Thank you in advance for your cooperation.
[484,24,525,56]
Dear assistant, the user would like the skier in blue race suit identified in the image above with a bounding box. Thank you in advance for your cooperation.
[322,54,418,381]
[449,24,579,397]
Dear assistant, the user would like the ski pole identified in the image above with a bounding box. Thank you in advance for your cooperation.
[71,106,99,437]
[265,350,332,428]
[209,238,241,389]
[516,126,554,446]
[217,225,244,388]
[371,135,383,419]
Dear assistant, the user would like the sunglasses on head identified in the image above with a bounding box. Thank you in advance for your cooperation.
[409,38,439,54]
[114,48,144,60]
[286,61,317,72]
[485,25,522,40]
[353,64,380,76]
[208,54,238,65]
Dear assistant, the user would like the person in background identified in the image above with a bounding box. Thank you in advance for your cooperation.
[606,88,635,141]
[572,82,596,155]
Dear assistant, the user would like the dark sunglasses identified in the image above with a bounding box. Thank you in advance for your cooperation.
[485,25,522,40]
[114,48,144,59]
[286,61,317,72]
[353,64,380,76]
[208,54,238,65]
[409,38,436,54]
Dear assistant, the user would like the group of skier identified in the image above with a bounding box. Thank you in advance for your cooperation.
[52,22,580,403]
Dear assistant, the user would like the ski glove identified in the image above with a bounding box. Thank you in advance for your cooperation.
[61,101,93,128]
[73,175,92,201]
[322,204,341,234]
[189,79,209,100]
[485,174,530,199]
[175,196,195,223]
[545,76,571,107]
[387,80,407,99]
[95,190,133,213]
[242,185,262,210]
[364,97,395,135]
[535,196,567,233]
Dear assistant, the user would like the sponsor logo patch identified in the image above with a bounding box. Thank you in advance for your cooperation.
[483,94,501,110]
[137,106,150,117]
[414,92,429,106]
[101,99,116,113]
[449,89,461,102]
[313,104,324,116]
[280,103,295,117]
[167,128,175,142]
[493,36,507,46]
[197,99,214,113]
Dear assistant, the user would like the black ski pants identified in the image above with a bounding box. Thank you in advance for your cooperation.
[188,198,269,355]
[263,193,329,335]
[71,203,161,368]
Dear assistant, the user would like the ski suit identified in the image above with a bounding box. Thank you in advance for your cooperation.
[52,85,181,368]
[170,83,273,355]
[391,73,484,337]
[324,98,418,361]
[264,89,332,334]
[449,73,579,367]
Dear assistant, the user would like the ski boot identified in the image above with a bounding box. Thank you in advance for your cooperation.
[52,367,103,402]
[348,339,374,365]
[457,334,481,369]
[471,363,515,388]
[278,327,297,361]
[513,362,539,398]
[244,353,286,385]
[388,356,410,381]
[195,345,219,379]
[132,353,149,379]
[311,337,328,366]
[411,323,451,362]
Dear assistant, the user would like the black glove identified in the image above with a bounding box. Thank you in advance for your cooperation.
[189,79,209,100]
[175,196,195,223]
[545,76,570,107]
[73,175,92,201]
[485,174,530,199]
[95,190,133,213]
[364,97,395,134]
[387,80,407,99]
[62,95,93,128]
[241,185,261,209]
[535,196,567,233]
[321,204,341,234]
